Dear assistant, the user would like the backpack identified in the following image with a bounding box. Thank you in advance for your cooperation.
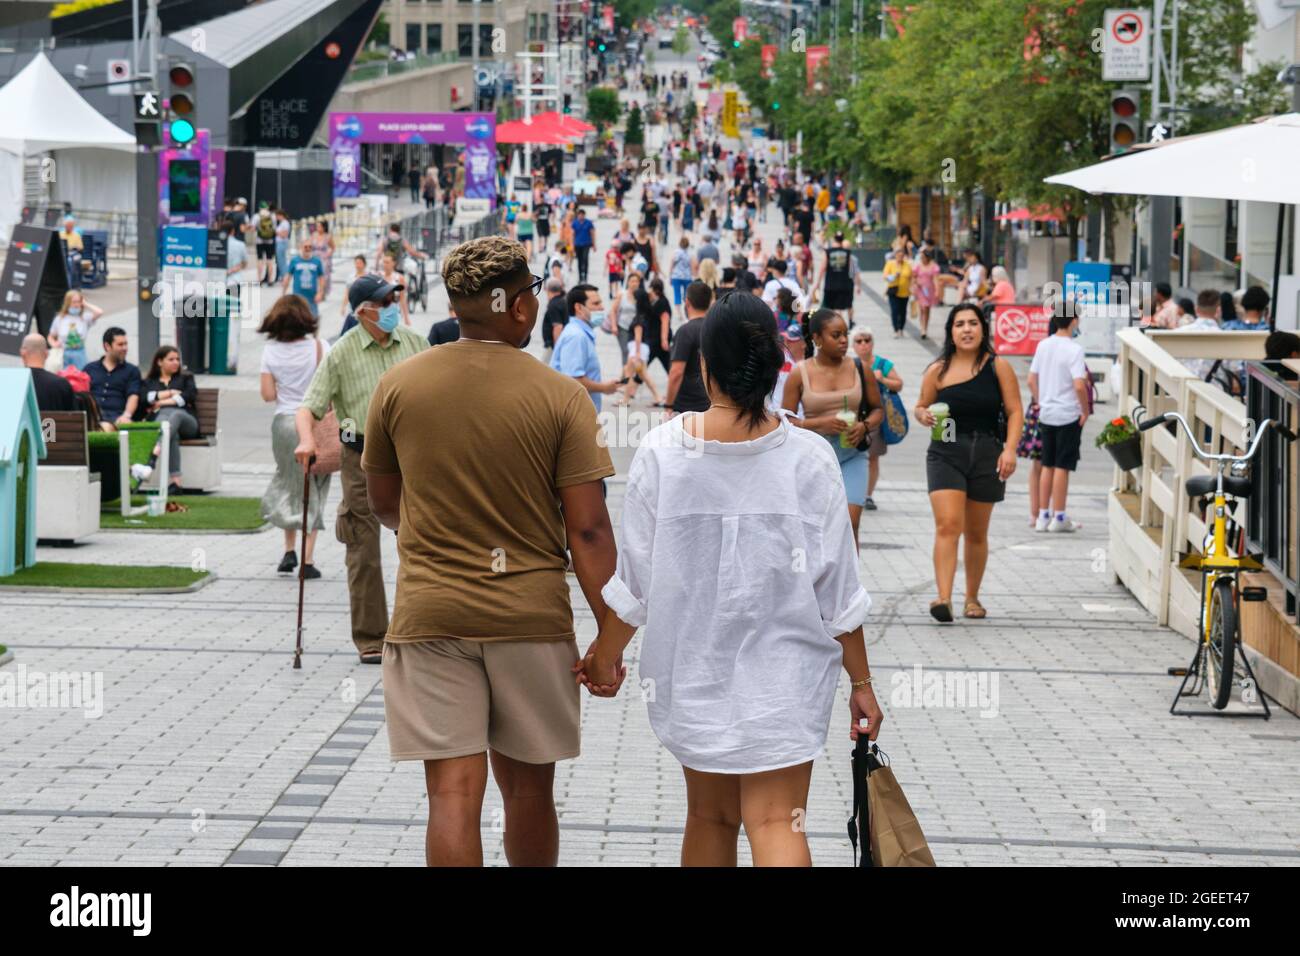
[256,214,274,240]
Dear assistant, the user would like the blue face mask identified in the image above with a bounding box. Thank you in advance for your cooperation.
[376,303,401,333]
[587,309,607,329]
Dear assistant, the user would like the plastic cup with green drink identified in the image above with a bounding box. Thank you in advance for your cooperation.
[929,402,950,441]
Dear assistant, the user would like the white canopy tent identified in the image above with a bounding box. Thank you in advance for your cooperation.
[1044,113,1300,205]
[1045,113,1300,322]
[0,53,136,242]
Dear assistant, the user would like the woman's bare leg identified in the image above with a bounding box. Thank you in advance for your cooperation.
[682,767,741,866]
[929,490,967,604]
[962,499,995,606]
[739,762,814,867]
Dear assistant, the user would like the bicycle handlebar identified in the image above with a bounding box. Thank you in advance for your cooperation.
[1132,406,1294,464]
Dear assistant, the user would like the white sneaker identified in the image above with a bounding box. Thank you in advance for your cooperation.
[1048,515,1081,533]
[1034,513,1052,532]
[130,463,153,483]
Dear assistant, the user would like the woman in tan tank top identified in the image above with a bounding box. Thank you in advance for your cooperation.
[781,309,883,549]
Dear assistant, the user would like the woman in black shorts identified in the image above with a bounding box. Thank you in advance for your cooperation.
[914,303,1023,623]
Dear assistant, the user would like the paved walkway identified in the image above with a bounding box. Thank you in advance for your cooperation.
[3,46,1299,866]
[5,185,1299,865]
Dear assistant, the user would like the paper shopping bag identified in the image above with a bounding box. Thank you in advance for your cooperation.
[848,739,936,867]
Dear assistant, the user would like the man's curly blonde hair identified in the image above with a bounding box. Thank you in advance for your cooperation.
[441,235,529,300]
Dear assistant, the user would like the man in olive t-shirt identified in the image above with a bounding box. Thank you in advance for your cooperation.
[363,235,621,867]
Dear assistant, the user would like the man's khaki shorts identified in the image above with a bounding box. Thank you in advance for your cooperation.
[383,638,581,765]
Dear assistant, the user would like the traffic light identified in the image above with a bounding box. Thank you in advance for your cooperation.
[732,39,740,47]
[563,93,572,115]
[598,42,606,52]
[771,101,780,111]
[167,63,197,146]
[1109,90,1140,155]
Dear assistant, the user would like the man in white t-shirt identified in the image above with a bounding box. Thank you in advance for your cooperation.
[1028,311,1090,533]
[761,259,804,312]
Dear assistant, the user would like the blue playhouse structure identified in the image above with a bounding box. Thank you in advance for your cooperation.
[0,369,47,576]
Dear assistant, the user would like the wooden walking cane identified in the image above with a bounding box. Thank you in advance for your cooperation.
[293,455,316,670]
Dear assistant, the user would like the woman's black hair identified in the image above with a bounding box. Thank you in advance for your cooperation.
[700,291,784,430]
[1219,291,1238,324]
[935,302,995,378]
[146,345,180,382]
[805,307,845,358]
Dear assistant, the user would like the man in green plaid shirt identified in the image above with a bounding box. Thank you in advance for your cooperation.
[295,276,427,662]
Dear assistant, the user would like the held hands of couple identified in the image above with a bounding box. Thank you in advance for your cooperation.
[572,638,628,698]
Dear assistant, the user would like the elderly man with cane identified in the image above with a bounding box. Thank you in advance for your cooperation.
[294,275,427,663]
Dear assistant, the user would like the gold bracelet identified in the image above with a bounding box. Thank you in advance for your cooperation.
[851,675,873,689]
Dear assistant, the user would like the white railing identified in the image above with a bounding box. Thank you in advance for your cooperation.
[1112,327,1267,632]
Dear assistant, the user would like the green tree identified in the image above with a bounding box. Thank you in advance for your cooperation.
[673,25,690,56]
[625,103,645,146]
[587,87,622,131]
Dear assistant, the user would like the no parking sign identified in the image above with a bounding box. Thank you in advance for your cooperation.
[992,304,1052,356]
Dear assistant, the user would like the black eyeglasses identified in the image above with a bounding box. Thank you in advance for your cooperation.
[507,273,545,308]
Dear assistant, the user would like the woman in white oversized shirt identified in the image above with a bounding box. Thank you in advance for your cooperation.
[580,291,884,867]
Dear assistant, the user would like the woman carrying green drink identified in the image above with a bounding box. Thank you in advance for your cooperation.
[914,303,1023,623]
[783,309,883,550]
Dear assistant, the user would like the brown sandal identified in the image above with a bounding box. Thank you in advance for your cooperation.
[929,600,954,623]
[964,601,987,619]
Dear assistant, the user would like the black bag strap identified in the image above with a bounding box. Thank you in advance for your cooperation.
[848,737,875,867]
[853,356,882,424]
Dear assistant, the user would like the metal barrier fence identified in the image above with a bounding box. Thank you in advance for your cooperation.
[20,205,137,258]
[318,203,504,267]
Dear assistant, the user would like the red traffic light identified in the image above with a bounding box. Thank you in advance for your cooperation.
[169,65,195,88]
[1111,94,1137,118]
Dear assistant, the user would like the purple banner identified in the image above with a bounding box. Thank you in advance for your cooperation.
[328,112,497,207]
[157,129,211,226]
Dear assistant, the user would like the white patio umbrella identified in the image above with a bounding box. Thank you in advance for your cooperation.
[1045,113,1300,318]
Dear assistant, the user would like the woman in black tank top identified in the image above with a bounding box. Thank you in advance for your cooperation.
[914,303,1024,624]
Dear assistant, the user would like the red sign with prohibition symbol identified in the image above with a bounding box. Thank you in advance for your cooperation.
[992,303,1052,356]
[1112,12,1143,44]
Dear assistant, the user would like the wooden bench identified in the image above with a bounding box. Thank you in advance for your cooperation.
[178,386,222,490]
[36,410,101,543]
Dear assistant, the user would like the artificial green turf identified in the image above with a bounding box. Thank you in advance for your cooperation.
[100,496,266,531]
[0,563,208,589]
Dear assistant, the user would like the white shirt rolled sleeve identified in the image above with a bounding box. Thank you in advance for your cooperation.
[601,484,655,628]
[813,469,872,639]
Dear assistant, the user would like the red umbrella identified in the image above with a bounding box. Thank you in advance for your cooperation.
[530,110,593,135]
[995,205,1064,223]
[495,115,575,145]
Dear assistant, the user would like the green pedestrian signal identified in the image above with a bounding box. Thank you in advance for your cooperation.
[732,40,740,48]
[771,101,780,110]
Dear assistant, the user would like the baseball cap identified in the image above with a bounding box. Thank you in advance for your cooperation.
[348,273,404,310]
[781,322,804,341]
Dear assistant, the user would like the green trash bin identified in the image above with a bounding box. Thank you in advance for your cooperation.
[207,293,240,375]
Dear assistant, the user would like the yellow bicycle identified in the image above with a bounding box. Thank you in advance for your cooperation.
[1136,408,1295,715]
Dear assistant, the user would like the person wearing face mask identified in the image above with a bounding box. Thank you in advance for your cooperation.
[47,290,104,370]
[295,274,428,664]
[551,283,622,410]
[363,236,617,866]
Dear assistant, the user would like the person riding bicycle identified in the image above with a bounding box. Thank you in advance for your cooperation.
[377,224,427,277]
[377,223,428,302]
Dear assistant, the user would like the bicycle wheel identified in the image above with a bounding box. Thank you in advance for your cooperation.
[1205,577,1237,710]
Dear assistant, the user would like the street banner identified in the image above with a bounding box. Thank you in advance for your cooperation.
[1102,9,1151,81]
[761,44,777,79]
[0,226,66,353]
[157,128,211,227]
[722,91,739,138]
[733,16,747,43]
[992,303,1052,356]
[602,3,614,31]
[806,46,830,89]
[329,112,497,207]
